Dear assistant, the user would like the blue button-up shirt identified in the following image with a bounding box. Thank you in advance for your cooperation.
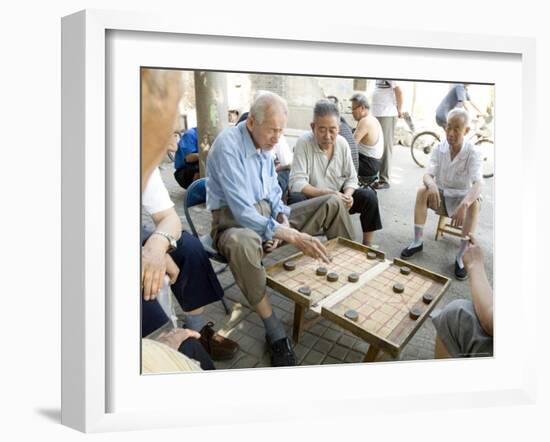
[206,122,291,241]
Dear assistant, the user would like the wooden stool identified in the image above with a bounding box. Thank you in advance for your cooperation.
[435,215,463,240]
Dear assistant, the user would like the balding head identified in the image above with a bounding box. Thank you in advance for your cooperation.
[141,68,182,191]
[246,92,288,150]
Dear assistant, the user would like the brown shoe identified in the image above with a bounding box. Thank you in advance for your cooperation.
[199,322,240,361]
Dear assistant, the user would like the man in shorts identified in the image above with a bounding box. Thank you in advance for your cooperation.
[400,108,483,280]
[432,238,493,358]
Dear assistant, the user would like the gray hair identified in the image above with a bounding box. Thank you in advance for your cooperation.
[249,91,288,124]
[447,107,470,127]
[313,99,340,120]
[350,93,369,109]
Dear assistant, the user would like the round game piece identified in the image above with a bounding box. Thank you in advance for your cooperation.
[393,283,405,294]
[344,309,359,321]
[327,272,339,282]
[298,286,311,296]
[409,307,422,320]
[366,252,377,260]
[283,260,296,271]
[316,266,328,276]
[348,272,359,283]
[422,293,434,304]
[400,266,411,276]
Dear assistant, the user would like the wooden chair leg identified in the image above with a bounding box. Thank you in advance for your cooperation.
[363,345,381,362]
[292,304,306,343]
[435,215,446,240]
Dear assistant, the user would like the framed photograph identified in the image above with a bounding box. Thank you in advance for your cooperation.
[62,9,536,432]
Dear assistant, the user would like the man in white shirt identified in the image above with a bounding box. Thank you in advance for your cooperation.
[400,108,483,281]
[289,99,382,245]
[270,135,293,197]
[370,79,403,189]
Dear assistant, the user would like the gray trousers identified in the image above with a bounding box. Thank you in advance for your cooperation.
[211,194,355,306]
[432,299,493,358]
[376,116,396,183]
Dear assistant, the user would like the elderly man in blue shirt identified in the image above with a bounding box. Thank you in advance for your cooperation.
[207,92,355,366]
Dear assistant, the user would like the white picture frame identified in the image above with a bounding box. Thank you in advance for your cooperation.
[61,9,537,433]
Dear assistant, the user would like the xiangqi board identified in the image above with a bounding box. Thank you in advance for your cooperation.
[266,238,450,360]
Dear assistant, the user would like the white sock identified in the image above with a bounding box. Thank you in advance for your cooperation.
[456,239,468,268]
[409,224,424,248]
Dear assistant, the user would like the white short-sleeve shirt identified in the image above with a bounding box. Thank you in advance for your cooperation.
[371,79,399,117]
[142,168,174,215]
[427,139,484,201]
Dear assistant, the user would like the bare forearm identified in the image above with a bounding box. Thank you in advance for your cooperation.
[423,174,436,189]
[274,224,299,243]
[151,209,182,241]
[343,187,355,197]
[468,266,494,336]
[301,184,335,199]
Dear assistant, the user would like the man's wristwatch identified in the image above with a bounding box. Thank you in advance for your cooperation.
[151,231,178,252]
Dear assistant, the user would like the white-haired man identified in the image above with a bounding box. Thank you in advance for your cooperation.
[207,92,355,366]
[400,108,483,281]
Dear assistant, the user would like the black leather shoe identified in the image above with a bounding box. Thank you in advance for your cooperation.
[454,260,468,281]
[400,243,423,259]
[267,336,297,367]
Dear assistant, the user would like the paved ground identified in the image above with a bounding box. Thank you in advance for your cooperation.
[145,142,494,369]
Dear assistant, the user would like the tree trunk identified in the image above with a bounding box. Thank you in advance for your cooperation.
[194,71,229,177]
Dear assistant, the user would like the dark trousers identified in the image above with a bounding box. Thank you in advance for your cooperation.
[358,154,381,178]
[349,187,382,232]
[169,232,224,312]
[288,188,382,233]
[178,339,215,370]
[277,169,290,199]
[174,163,199,189]
[141,231,224,336]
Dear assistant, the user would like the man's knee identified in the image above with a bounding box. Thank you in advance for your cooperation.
[438,299,477,335]
[178,231,202,252]
[326,193,346,210]
[355,187,378,206]
[469,199,481,214]
[221,229,262,260]
[416,186,429,200]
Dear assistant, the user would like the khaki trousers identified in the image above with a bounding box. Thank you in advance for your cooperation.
[376,116,396,183]
[211,194,354,306]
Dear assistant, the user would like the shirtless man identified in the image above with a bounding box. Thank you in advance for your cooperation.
[350,93,384,184]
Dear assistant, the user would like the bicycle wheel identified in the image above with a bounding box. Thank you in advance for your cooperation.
[475,138,494,178]
[410,131,440,168]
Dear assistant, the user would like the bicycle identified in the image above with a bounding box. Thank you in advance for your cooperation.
[410,114,494,178]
